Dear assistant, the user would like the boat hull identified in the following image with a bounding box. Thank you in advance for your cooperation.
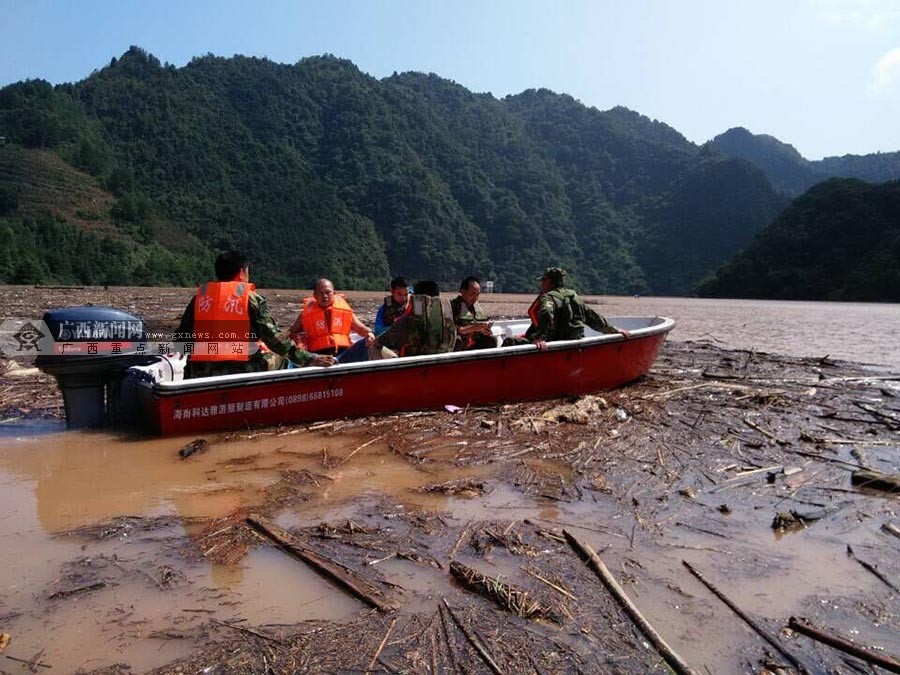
[146,317,672,436]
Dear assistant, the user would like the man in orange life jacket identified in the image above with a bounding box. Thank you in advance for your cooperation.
[289,278,376,356]
[176,251,335,378]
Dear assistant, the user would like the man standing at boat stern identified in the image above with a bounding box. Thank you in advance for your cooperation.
[176,251,334,379]
[502,267,627,350]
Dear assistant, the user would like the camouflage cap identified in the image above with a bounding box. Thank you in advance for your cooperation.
[538,267,567,285]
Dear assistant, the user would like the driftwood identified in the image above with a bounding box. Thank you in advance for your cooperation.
[883,521,900,540]
[449,560,555,621]
[4,652,52,670]
[709,464,783,493]
[564,531,698,675]
[681,560,815,675]
[846,545,899,592]
[246,515,397,612]
[47,581,108,599]
[772,504,845,532]
[209,618,284,645]
[437,599,464,675]
[851,468,900,494]
[178,438,209,459]
[788,616,900,673]
[441,599,504,675]
[852,400,900,429]
[366,618,398,672]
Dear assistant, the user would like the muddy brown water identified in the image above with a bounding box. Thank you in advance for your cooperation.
[1,287,899,673]
[2,421,897,673]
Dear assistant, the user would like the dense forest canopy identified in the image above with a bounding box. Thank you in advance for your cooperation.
[698,179,900,302]
[1,47,897,300]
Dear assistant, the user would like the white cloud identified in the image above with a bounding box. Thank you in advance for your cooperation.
[810,0,900,31]
[869,47,900,95]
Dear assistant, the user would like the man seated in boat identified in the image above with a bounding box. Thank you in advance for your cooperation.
[373,280,458,356]
[373,276,412,335]
[502,267,628,350]
[176,251,334,378]
[289,278,376,357]
[450,276,495,350]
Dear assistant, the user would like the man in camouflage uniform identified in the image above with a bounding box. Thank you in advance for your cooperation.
[176,251,334,378]
[503,267,628,350]
[372,276,412,354]
[375,280,457,356]
[450,276,496,350]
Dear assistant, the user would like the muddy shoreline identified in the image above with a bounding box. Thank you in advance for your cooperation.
[1,286,899,674]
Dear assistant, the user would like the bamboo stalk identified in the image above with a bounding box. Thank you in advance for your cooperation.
[338,433,386,467]
[846,545,899,592]
[441,599,504,675]
[788,617,900,673]
[563,531,698,675]
[682,561,814,675]
[522,566,578,600]
[210,618,285,645]
[246,515,396,612]
[366,618,397,672]
[437,601,464,675]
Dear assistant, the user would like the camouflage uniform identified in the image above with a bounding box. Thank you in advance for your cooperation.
[504,267,617,346]
[375,297,410,351]
[177,291,316,379]
[524,288,616,342]
[376,295,457,356]
[382,297,409,326]
[450,295,495,350]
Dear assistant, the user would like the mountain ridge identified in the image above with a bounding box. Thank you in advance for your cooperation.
[1,46,896,299]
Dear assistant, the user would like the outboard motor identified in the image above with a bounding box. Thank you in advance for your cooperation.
[34,307,159,429]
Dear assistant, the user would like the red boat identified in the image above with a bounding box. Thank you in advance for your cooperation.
[35,310,673,436]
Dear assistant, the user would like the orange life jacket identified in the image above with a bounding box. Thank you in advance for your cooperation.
[527,295,541,327]
[301,295,354,352]
[191,281,253,362]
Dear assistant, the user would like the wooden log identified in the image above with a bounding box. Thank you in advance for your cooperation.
[681,560,816,675]
[788,616,900,673]
[246,515,396,612]
[851,469,900,494]
[563,531,698,675]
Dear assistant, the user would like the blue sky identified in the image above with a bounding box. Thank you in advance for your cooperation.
[3,0,899,159]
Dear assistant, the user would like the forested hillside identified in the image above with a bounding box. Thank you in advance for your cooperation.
[707,127,900,196]
[698,179,900,302]
[0,46,803,293]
